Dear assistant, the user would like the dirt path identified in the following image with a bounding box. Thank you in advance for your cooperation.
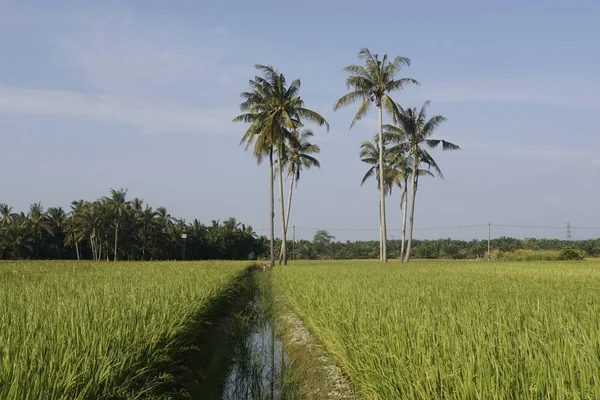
[278,309,355,399]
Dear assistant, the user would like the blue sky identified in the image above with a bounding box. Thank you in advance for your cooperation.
[2,0,600,241]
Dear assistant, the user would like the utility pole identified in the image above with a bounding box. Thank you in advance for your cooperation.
[566,222,572,240]
[487,222,491,261]
[181,233,187,261]
[292,225,296,261]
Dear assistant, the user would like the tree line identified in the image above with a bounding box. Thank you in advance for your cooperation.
[4,195,596,262]
[235,48,459,266]
[281,230,600,260]
[0,189,265,261]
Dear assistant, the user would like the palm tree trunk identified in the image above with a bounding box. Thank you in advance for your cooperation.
[400,180,408,262]
[378,196,383,261]
[377,104,388,262]
[90,235,95,261]
[277,146,288,265]
[142,233,146,261]
[75,236,80,260]
[404,152,419,262]
[279,170,295,264]
[285,171,294,236]
[114,222,118,261]
[269,148,275,268]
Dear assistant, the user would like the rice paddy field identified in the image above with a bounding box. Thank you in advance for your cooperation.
[274,260,600,399]
[0,260,250,399]
[4,259,600,399]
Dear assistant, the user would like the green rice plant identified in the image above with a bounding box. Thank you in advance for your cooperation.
[0,260,250,399]
[274,260,600,399]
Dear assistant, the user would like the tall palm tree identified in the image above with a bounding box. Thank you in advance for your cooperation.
[386,101,460,262]
[78,200,109,261]
[139,205,158,261]
[234,64,328,266]
[27,202,53,258]
[360,137,399,258]
[67,200,85,260]
[278,129,320,263]
[334,47,418,262]
[386,146,435,261]
[103,188,129,261]
[386,147,410,261]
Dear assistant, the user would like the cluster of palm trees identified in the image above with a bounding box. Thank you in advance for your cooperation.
[234,65,328,267]
[237,49,459,264]
[0,190,265,261]
[335,48,460,262]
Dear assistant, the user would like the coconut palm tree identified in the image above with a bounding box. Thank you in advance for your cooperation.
[234,64,328,266]
[139,205,158,261]
[334,47,418,262]
[103,188,129,261]
[359,137,395,193]
[386,101,460,262]
[0,203,14,226]
[278,129,320,263]
[361,137,399,259]
[27,202,53,258]
[66,200,85,260]
[385,146,410,261]
[361,138,423,261]
[386,146,436,261]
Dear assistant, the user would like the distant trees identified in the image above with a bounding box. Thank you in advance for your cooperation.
[273,235,600,261]
[0,192,266,261]
[313,230,336,259]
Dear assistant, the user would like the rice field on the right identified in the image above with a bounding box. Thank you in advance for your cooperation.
[274,260,600,399]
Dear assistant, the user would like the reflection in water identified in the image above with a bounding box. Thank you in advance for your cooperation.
[222,294,291,400]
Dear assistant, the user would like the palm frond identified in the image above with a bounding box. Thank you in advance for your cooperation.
[351,99,371,128]
[296,108,329,131]
[361,166,376,186]
[333,91,368,111]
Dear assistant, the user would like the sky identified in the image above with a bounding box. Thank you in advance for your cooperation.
[1,0,600,241]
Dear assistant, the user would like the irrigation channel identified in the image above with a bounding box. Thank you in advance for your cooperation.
[187,265,352,399]
[220,268,299,399]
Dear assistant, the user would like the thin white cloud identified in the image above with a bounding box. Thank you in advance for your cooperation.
[0,86,234,135]
[0,11,256,135]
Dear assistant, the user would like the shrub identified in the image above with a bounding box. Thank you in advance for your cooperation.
[558,247,586,261]
[491,249,562,262]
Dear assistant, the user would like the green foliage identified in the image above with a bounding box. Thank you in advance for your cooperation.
[559,247,586,261]
[234,64,328,266]
[491,249,562,261]
[312,230,336,259]
[275,260,600,398]
[0,192,266,261]
[0,260,249,399]
[278,237,600,261]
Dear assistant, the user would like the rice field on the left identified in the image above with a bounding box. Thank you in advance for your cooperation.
[0,260,251,399]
